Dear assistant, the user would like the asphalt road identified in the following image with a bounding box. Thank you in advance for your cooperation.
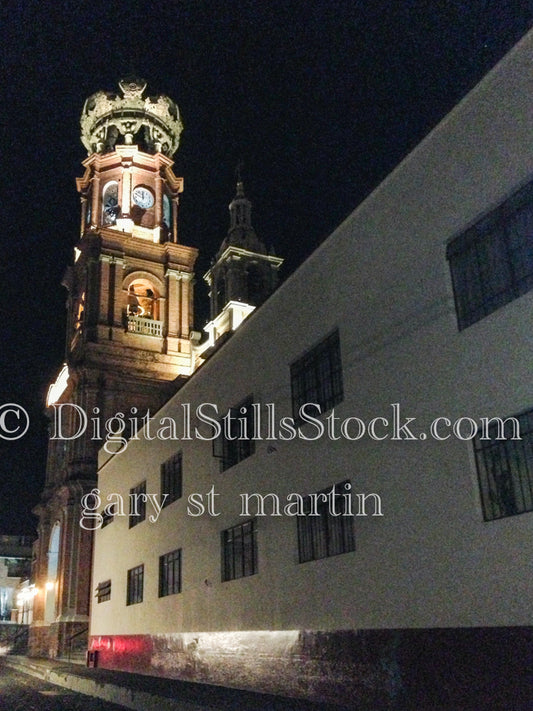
[0,663,127,711]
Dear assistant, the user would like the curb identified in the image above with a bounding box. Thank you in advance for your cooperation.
[3,657,214,711]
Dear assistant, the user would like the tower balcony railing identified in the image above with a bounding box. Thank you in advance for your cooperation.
[127,315,163,337]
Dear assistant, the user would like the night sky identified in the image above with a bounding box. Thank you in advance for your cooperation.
[0,1,532,534]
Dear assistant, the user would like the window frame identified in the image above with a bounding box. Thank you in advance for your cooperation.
[160,452,183,508]
[474,407,533,521]
[159,548,182,597]
[290,329,343,422]
[447,180,533,330]
[95,579,111,603]
[126,564,144,605]
[296,481,355,563]
[221,519,258,582]
[213,395,256,471]
[129,481,147,528]
[102,180,120,225]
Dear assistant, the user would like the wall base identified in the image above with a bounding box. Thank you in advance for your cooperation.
[89,626,533,709]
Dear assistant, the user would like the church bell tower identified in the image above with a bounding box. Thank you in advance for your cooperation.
[30,78,198,658]
[202,175,283,353]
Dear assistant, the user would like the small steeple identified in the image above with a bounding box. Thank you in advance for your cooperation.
[228,181,253,234]
[221,166,265,255]
[202,168,284,348]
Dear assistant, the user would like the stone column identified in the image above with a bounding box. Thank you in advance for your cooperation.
[121,169,131,217]
[98,255,111,325]
[173,196,179,243]
[165,269,180,352]
[111,257,125,328]
[180,272,193,338]
[91,175,100,226]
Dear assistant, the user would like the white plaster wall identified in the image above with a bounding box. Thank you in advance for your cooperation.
[92,30,533,637]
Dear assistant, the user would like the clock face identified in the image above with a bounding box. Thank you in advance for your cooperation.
[132,186,154,209]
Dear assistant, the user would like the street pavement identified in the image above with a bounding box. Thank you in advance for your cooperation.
[1,656,350,711]
[0,661,127,711]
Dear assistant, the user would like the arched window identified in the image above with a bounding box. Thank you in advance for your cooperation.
[247,264,264,306]
[127,279,160,320]
[45,521,61,623]
[102,181,119,225]
[163,194,171,227]
[215,277,226,314]
[75,292,85,330]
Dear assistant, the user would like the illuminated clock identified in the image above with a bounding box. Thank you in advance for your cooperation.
[132,186,154,209]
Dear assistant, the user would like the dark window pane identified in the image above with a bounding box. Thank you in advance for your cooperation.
[126,564,144,605]
[161,453,183,507]
[297,482,355,563]
[474,408,533,520]
[221,520,257,581]
[129,481,146,528]
[290,330,343,420]
[95,579,111,603]
[213,396,256,472]
[447,180,533,329]
[159,549,182,597]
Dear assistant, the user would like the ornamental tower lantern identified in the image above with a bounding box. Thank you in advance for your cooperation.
[78,77,184,243]
[30,79,198,658]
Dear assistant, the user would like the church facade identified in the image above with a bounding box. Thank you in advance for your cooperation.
[35,29,533,708]
[30,75,281,661]
[30,78,199,658]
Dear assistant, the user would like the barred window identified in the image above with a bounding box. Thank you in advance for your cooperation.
[291,330,343,421]
[221,519,257,581]
[126,564,144,605]
[213,395,255,471]
[161,452,182,507]
[447,181,533,330]
[474,408,533,521]
[95,579,111,603]
[129,481,146,528]
[159,548,182,597]
[297,481,355,563]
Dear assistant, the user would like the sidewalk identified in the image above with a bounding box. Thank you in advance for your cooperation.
[3,655,349,711]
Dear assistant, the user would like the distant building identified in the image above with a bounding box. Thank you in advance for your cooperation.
[0,536,32,622]
[89,29,533,708]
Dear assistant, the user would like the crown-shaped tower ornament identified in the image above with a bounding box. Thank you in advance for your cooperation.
[80,77,183,157]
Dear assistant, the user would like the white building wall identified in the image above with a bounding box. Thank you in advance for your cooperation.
[90,29,533,706]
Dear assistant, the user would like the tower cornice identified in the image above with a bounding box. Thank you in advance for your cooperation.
[79,147,177,174]
[204,245,283,285]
